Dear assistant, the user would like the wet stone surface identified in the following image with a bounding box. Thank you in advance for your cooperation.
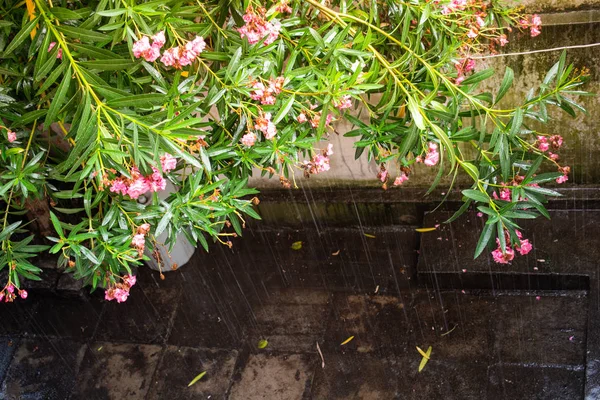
[74,342,162,399]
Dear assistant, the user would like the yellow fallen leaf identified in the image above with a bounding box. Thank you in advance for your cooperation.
[332,250,340,256]
[97,346,103,351]
[417,346,432,372]
[181,71,189,77]
[291,241,302,250]
[341,336,354,345]
[187,371,206,387]
[257,339,268,349]
[363,233,376,239]
[415,227,437,233]
[25,0,37,39]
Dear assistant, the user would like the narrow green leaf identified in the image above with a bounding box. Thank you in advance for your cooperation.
[495,67,513,104]
[474,222,494,259]
[3,17,40,55]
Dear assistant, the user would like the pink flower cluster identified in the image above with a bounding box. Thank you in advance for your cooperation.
[309,112,334,128]
[454,58,476,85]
[48,42,63,59]
[241,132,257,147]
[424,142,440,166]
[6,130,16,143]
[441,0,468,15]
[335,95,353,110]
[109,155,177,200]
[536,135,563,152]
[0,283,27,303]
[105,274,137,303]
[394,172,409,186]
[133,31,165,62]
[250,77,285,105]
[519,14,542,37]
[131,223,151,257]
[161,36,206,68]
[557,165,570,184]
[302,144,333,176]
[237,8,281,46]
[491,230,533,264]
[255,112,277,140]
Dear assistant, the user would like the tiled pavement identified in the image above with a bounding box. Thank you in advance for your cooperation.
[0,208,596,399]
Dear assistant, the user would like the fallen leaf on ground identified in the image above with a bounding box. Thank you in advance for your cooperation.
[341,336,354,345]
[331,250,340,256]
[415,227,437,233]
[291,241,302,250]
[188,371,206,387]
[363,233,376,239]
[316,342,325,369]
[257,339,269,349]
[417,346,432,372]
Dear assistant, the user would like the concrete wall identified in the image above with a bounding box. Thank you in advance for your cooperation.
[250,3,600,189]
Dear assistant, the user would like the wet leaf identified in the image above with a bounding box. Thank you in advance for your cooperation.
[316,342,325,369]
[341,336,354,345]
[257,339,268,349]
[331,250,340,256]
[291,241,303,250]
[417,346,432,372]
[187,371,207,387]
[363,233,376,239]
[415,227,437,233]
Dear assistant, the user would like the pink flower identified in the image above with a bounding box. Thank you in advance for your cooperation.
[7,130,16,143]
[530,27,541,37]
[188,36,206,55]
[255,113,277,139]
[145,46,161,62]
[123,275,137,288]
[133,36,151,58]
[241,132,257,147]
[160,47,179,67]
[476,212,483,217]
[498,34,509,46]
[179,52,194,67]
[455,75,465,85]
[537,136,549,152]
[531,14,542,27]
[424,142,439,166]
[548,152,560,161]
[394,172,409,186]
[379,169,388,183]
[110,179,129,196]
[0,292,4,302]
[476,16,485,27]
[6,284,14,293]
[19,290,28,299]
[464,59,476,73]
[550,135,563,150]
[151,31,166,48]
[160,154,177,172]
[313,154,330,173]
[517,239,533,255]
[127,178,149,199]
[556,175,568,184]
[441,6,452,15]
[147,174,166,192]
[250,82,266,101]
[132,234,145,248]
[297,113,307,123]
[491,247,515,264]
[105,289,115,301]
[138,223,151,234]
[467,29,478,39]
[336,95,353,110]
[326,143,334,156]
[48,42,63,59]
[499,188,511,201]
[113,288,129,303]
[237,9,280,46]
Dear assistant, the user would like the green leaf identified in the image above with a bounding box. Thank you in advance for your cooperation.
[462,189,489,203]
[107,94,165,107]
[52,7,83,20]
[407,97,425,130]
[80,59,137,71]
[291,241,302,250]
[3,17,39,55]
[495,67,513,104]
[430,124,455,170]
[508,108,523,138]
[56,25,108,42]
[474,222,494,259]
[257,339,268,349]
[49,211,65,238]
[187,371,207,387]
[462,68,494,85]
[461,162,479,181]
[45,67,72,127]
[271,95,294,124]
